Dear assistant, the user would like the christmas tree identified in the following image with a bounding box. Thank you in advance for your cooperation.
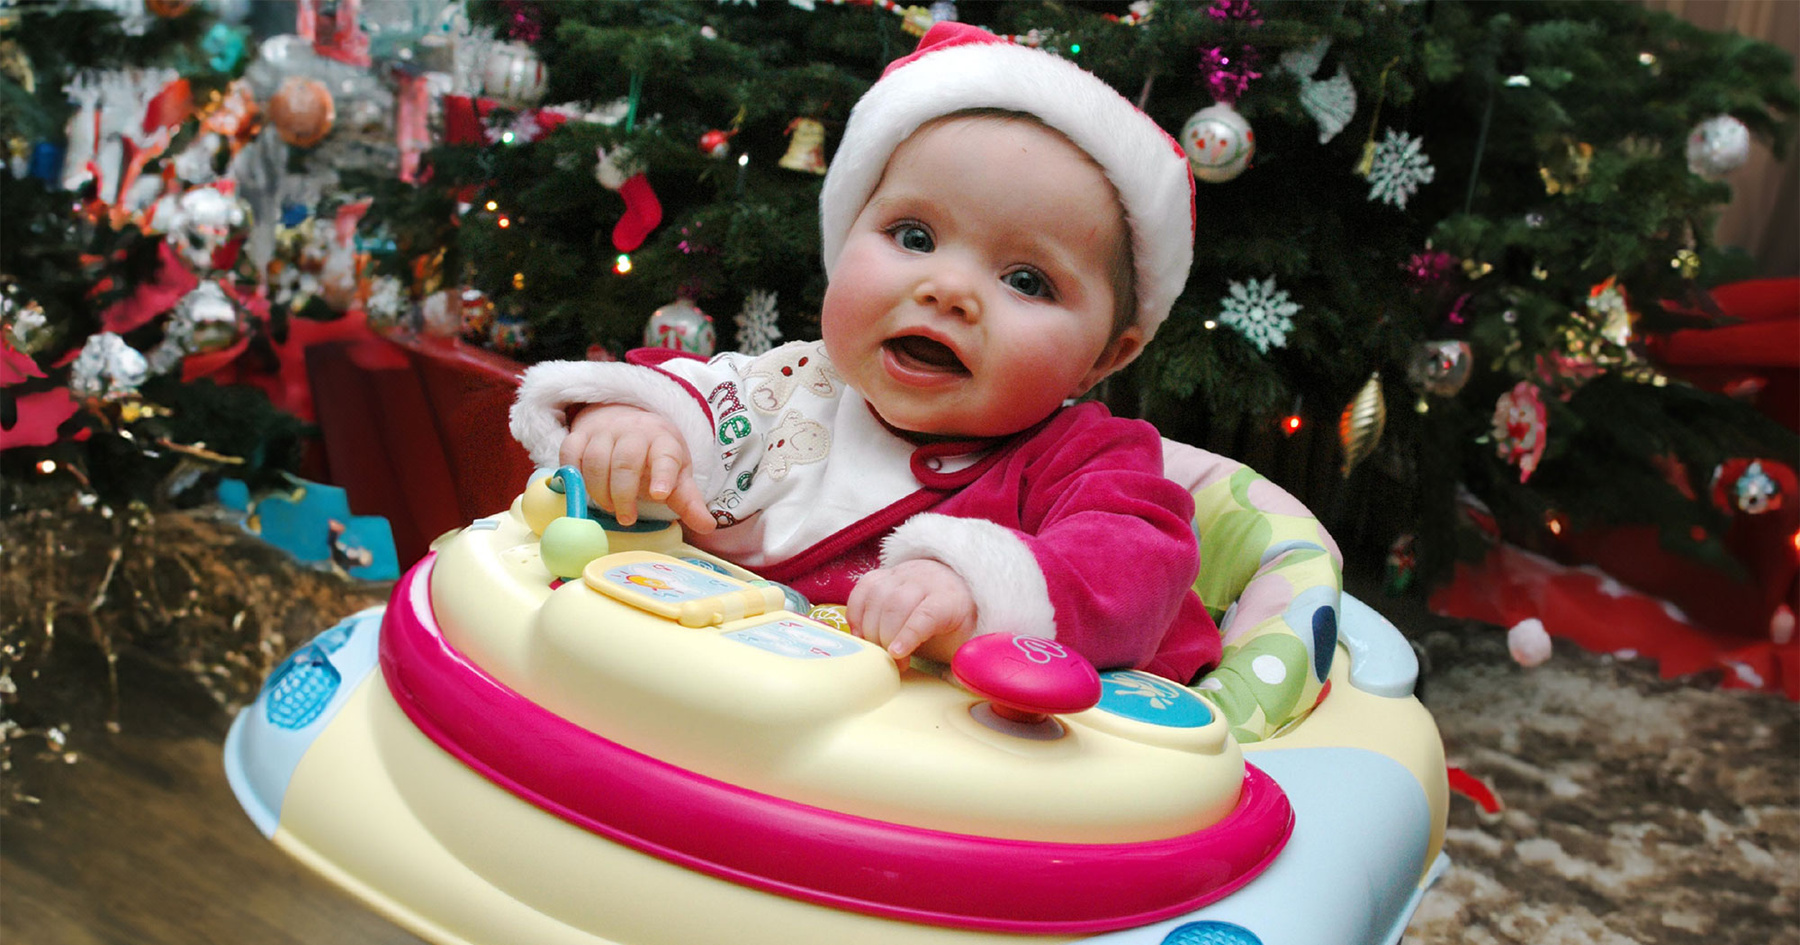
[4,0,1797,611]
[362,0,1796,593]
[0,0,324,507]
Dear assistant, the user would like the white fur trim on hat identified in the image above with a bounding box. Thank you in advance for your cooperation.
[509,360,727,498]
[821,23,1195,340]
[880,512,1058,641]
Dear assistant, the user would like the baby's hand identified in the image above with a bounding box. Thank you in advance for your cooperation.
[847,559,977,662]
[560,404,715,533]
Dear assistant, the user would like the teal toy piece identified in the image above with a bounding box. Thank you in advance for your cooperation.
[221,477,398,581]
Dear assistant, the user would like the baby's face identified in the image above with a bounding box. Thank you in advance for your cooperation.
[821,116,1140,439]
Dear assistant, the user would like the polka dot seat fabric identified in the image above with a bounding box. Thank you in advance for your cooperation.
[1164,441,1343,744]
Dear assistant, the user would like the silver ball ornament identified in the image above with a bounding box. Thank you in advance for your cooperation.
[1686,114,1751,179]
[1406,340,1473,397]
[1180,103,1255,183]
[482,42,546,107]
[644,297,716,356]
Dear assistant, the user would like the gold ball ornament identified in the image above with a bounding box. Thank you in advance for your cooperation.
[1338,371,1388,477]
[267,77,335,148]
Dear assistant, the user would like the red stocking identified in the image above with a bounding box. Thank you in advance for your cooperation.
[612,172,663,252]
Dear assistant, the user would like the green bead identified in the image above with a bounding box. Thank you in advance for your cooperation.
[540,517,610,578]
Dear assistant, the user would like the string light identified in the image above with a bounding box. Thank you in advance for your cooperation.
[512,272,525,289]
[1279,396,1304,436]
[614,253,633,275]
[498,217,511,228]
[1203,319,1218,330]
[36,460,56,474]
[485,200,498,211]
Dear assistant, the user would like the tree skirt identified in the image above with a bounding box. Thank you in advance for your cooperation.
[1430,541,1799,700]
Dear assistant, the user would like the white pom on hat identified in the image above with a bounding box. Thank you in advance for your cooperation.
[820,22,1196,341]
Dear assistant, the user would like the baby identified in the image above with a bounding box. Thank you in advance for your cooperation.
[511,22,1219,683]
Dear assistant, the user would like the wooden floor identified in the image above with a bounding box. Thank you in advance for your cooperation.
[1,650,423,945]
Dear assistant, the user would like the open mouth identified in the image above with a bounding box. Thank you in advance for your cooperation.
[884,335,969,375]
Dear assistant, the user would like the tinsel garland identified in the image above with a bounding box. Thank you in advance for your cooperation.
[0,484,389,810]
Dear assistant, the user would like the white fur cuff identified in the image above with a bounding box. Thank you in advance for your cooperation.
[508,360,726,496]
[880,513,1057,641]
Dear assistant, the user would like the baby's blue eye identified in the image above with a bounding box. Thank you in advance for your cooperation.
[1004,269,1049,298]
[893,225,933,253]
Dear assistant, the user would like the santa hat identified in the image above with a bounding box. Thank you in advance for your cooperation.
[820,22,1196,340]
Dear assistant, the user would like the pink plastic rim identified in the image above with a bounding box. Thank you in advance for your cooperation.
[379,556,1293,934]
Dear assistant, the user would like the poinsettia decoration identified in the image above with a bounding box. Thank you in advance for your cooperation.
[1492,380,1548,483]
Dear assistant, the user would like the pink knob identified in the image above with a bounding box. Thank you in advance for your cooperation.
[952,634,1101,724]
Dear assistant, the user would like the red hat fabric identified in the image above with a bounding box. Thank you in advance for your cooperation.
[820,22,1196,340]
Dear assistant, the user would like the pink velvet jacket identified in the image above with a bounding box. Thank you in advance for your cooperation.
[757,403,1219,683]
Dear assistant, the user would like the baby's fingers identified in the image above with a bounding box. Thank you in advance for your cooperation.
[602,433,653,525]
[664,475,716,534]
[644,440,688,504]
[884,609,946,661]
[847,574,921,652]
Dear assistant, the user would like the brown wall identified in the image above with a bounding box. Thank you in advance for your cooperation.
[1645,0,1800,277]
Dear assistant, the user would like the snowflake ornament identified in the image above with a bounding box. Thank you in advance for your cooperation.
[734,289,782,356]
[1365,129,1435,209]
[1218,277,1299,353]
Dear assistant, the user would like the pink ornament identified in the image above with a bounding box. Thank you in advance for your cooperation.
[1196,46,1262,106]
[1507,618,1553,667]
[500,0,544,43]
[1492,381,1547,483]
[1403,250,1458,286]
[1207,0,1263,25]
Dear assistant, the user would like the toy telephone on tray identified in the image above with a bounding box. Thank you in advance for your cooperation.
[585,552,788,628]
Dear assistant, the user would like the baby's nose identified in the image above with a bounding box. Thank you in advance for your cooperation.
[913,265,982,319]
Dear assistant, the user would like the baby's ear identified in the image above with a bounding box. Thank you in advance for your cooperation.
[1078,326,1145,394]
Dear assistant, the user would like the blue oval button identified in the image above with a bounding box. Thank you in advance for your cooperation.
[1095,671,1213,728]
[1162,919,1262,944]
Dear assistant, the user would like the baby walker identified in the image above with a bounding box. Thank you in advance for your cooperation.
[225,455,1449,945]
